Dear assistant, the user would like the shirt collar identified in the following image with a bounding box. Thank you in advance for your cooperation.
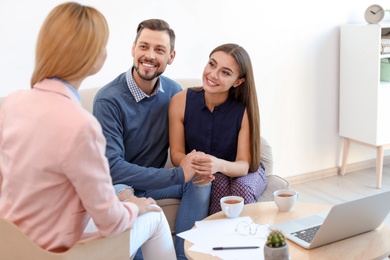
[126,68,162,102]
[199,89,234,113]
[50,77,81,101]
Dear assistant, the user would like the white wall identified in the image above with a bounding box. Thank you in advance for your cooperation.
[1,0,389,178]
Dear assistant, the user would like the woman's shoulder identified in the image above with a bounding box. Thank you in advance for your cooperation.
[171,88,187,103]
[171,87,204,107]
[186,87,204,99]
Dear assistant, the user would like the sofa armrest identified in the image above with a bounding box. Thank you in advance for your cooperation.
[260,136,273,175]
[259,136,289,201]
[258,175,290,202]
[0,217,130,260]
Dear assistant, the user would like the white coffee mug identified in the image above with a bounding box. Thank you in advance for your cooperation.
[220,196,244,218]
[273,189,298,212]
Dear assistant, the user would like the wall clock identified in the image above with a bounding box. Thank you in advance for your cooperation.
[364,4,385,24]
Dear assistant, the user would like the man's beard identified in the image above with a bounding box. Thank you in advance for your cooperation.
[134,65,163,81]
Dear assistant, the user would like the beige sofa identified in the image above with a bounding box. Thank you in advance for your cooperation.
[0,78,289,235]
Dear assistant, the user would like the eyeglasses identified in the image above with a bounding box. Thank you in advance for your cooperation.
[235,218,271,237]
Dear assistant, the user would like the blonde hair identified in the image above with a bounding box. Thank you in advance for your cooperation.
[31,2,109,86]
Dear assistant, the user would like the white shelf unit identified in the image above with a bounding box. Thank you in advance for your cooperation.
[339,23,390,188]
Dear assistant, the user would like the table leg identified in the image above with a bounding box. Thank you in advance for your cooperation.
[376,145,384,189]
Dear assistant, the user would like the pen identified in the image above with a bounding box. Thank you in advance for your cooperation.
[212,246,259,250]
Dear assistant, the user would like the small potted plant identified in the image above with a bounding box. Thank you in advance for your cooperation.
[263,230,289,260]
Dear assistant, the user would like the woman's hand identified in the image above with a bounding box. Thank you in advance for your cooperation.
[189,153,218,186]
[191,153,221,175]
[180,150,206,182]
[192,153,250,178]
[192,174,215,186]
[125,196,161,216]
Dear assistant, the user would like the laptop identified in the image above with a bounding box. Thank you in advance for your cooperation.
[269,190,390,249]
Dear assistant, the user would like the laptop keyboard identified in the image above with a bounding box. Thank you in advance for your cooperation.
[291,225,321,243]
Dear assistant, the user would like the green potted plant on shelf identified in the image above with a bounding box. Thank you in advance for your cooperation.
[263,230,289,260]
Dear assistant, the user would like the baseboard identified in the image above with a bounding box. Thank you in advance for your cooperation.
[285,155,390,185]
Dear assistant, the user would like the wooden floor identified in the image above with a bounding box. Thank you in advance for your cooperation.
[290,163,390,227]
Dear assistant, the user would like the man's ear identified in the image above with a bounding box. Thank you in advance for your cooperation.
[233,78,245,88]
[168,50,176,65]
[131,42,136,58]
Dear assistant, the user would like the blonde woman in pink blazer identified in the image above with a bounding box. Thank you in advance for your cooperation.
[0,2,175,259]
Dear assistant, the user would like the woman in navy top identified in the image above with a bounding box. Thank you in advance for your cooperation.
[169,43,267,214]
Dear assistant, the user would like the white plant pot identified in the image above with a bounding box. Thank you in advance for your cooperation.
[263,242,289,260]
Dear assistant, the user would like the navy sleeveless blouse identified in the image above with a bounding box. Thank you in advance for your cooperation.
[184,88,245,162]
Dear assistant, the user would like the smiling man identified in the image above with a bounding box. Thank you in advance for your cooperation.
[93,19,211,260]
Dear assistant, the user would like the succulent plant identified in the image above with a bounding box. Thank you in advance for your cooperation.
[266,230,286,248]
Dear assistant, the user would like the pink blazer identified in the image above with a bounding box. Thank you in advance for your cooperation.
[0,79,138,252]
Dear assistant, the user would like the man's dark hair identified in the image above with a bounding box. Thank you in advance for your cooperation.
[135,19,175,52]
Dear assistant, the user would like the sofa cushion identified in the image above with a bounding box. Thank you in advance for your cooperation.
[79,87,101,113]
[156,198,181,234]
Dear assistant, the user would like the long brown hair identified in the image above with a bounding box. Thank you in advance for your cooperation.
[31,2,109,86]
[210,43,261,172]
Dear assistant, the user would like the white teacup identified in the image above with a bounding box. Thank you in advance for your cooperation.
[273,189,298,212]
[220,196,244,219]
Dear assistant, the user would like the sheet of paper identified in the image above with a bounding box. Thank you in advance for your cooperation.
[177,216,269,260]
